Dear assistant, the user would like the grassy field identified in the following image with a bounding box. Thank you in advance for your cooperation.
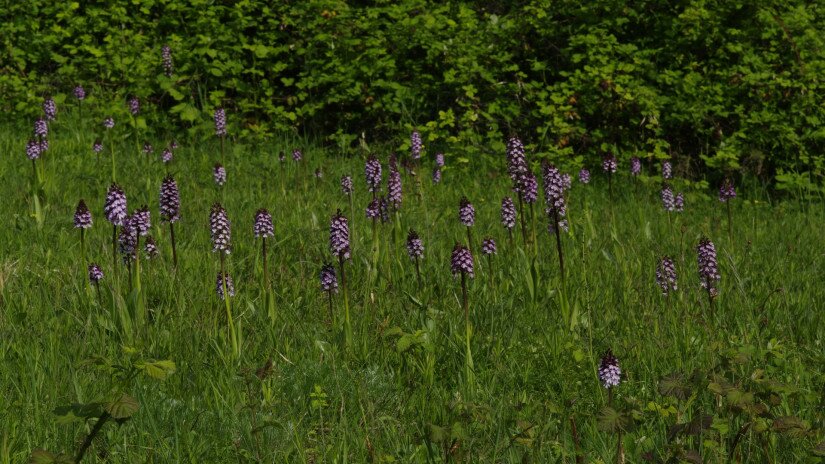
[0,116,823,463]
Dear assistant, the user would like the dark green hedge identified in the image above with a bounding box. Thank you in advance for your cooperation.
[2,0,823,188]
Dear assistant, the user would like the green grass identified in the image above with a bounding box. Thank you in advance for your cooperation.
[0,116,823,463]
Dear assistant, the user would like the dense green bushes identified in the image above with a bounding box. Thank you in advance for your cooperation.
[2,0,823,189]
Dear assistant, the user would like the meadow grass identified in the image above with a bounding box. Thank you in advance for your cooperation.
[0,116,823,463]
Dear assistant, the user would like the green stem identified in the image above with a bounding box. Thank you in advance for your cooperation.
[169,222,178,268]
[220,253,238,358]
[339,255,351,352]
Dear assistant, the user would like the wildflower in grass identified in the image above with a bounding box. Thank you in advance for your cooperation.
[459,197,475,227]
[132,205,151,236]
[697,237,720,295]
[366,197,381,220]
[170,140,178,150]
[39,138,49,153]
[341,175,353,195]
[365,155,382,192]
[118,216,138,264]
[388,153,399,171]
[253,208,274,239]
[602,153,618,174]
[329,211,351,260]
[631,157,641,176]
[161,44,173,76]
[451,242,475,386]
[451,243,474,278]
[160,176,180,265]
[26,140,41,160]
[213,163,227,186]
[662,161,673,180]
[379,196,391,224]
[411,129,423,160]
[88,264,104,284]
[544,162,568,280]
[278,151,285,163]
[598,350,621,389]
[562,173,572,191]
[579,168,590,184]
[320,263,338,293]
[214,108,227,137]
[43,97,57,121]
[103,117,115,129]
[216,271,235,299]
[74,200,93,229]
[387,168,402,209]
[406,229,424,260]
[656,256,678,295]
[675,193,684,212]
[314,168,323,178]
[143,142,153,155]
[435,152,445,168]
[210,203,231,254]
[506,136,528,188]
[432,167,441,184]
[34,119,48,137]
[144,236,158,259]
[93,140,103,154]
[161,147,173,163]
[719,178,736,202]
[520,172,538,204]
[74,85,86,100]
[292,149,302,162]
[104,183,128,226]
[501,197,516,233]
[128,97,140,116]
[661,185,675,212]
[481,237,497,256]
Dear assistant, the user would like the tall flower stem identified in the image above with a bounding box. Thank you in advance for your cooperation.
[111,225,118,277]
[726,200,733,242]
[461,272,474,392]
[466,227,473,254]
[414,257,422,290]
[220,253,238,358]
[348,193,355,254]
[339,255,351,351]
[553,209,565,286]
[169,222,178,268]
[529,202,538,256]
[517,195,528,246]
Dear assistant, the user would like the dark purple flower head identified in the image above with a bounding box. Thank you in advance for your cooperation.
[506,137,528,188]
[546,206,569,234]
[132,205,151,236]
[366,197,381,219]
[169,140,179,150]
[379,196,391,223]
[329,210,350,260]
[314,168,323,178]
[39,138,49,153]
[579,168,590,184]
[161,147,173,163]
[34,119,48,137]
[104,183,128,226]
[697,237,720,291]
[216,271,235,299]
[450,243,474,278]
[292,149,302,162]
[562,173,572,191]
[214,108,227,137]
[631,157,641,176]
[144,236,158,259]
[432,167,442,184]
[388,152,399,172]
[387,168,402,209]
[435,153,445,168]
[406,229,424,260]
[542,162,565,209]
[161,44,173,77]
[520,172,538,204]
[128,96,140,115]
[661,185,675,212]
[213,163,227,186]
[26,140,41,160]
[278,151,286,163]
[159,176,180,223]
[103,117,115,129]
[719,178,736,202]
[598,350,621,388]
[88,264,104,284]
[118,216,138,264]
[254,208,274,238]
[365,155,382,192]
[656,256,678,295]
[210,203,231,254]
[143,142,154,155]
[662,161,673,180]
[74,199,93,229]
[320,263,338,293]
[341,175,353,195]
[459,197,475,227]
[501,197,516,230]
[602,153,618,174]
[411,130,423,160]
[675,193,684,212]
[93,140,103,154]
[481,237,497,256]
[43,97,57,121]
[74,85,86,100]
